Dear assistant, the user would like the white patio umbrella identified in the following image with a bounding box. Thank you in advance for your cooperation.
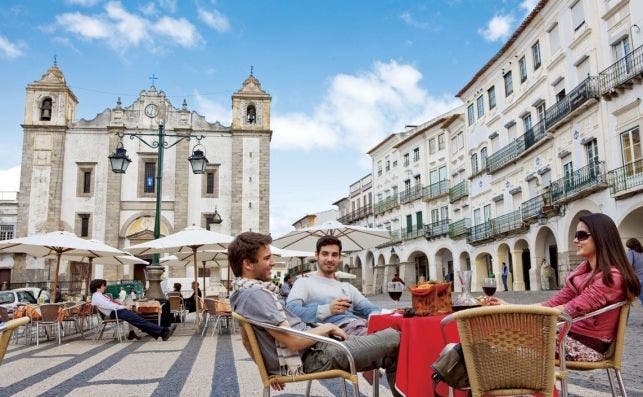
[0,231,126,302]
[126,225,233,332]
[162,250,228,292]
[272,220,391,252]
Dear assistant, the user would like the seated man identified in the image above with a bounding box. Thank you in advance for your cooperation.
[286,236,380,336]
[229,232,401,395]
[90,279,176,341]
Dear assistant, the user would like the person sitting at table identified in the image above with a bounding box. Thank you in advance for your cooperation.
[286,236,381,336]
[90,279,176,341]
[541,213,640,361]
[184,281,202,313]
[229,231,402,395]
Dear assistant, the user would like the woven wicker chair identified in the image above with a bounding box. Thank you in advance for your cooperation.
[92,307,124,343]
[441,305,572,397]
[232,311,359,397]
[557,301,630,397]
[0,317,30,365]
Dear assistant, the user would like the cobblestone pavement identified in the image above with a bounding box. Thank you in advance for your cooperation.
[1,291,641,396]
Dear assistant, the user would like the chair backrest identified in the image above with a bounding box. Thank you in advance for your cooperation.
[0,317,30,365]
[166,292,182,298]
[0,306,10,322]
[39,304,63,322]
[445,305,561,397]
[607,302,629,369]
[231,312,271,387]
[203,298,218,314]
[168,296,183,311]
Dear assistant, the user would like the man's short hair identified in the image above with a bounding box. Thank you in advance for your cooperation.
[89,279,106,294]
[228,232,273,277]
[316,235,342,253]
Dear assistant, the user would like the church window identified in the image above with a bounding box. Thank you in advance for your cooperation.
[76,163,96,197]
[40,97,53,121]
[202,164,219,198]
[77,214,91,238]
[144,162,156,193]
[246,105,257,124]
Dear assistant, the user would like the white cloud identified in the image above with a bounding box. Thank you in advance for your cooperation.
[158,0,177,13]
[193,92,231,124]
[0,35,25,59]
[198,8,230,33]
[478,14,515,42]
[519,0,539,13]
[153,16,202,47]
[54,1,202,51]
[399,11,430,30]
[0,166,20,191]
[272,60,461,153]
[139,2,157,16]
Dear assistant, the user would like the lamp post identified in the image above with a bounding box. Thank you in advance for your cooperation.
[109,122,207,299]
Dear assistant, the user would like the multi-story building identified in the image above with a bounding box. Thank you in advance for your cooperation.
[13,63,273,291]
[0,191,18,287]
[291,209,339,230]
[334,0,643,294]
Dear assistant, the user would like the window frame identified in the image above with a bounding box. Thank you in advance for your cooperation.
[532,41,542,70]
[467,103,475,125]
[413,147,420,162]
[519,56,528,83]
[476,95,485,118]
[503,71,513,97]
[487,86,496,110]
[438,133,445,151]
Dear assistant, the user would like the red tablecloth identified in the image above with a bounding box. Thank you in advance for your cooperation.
[368,313,466,397]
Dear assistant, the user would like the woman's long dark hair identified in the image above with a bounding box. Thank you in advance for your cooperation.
[579,213,641,301]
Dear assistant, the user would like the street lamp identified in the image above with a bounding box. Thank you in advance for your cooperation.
[109,122,207,298]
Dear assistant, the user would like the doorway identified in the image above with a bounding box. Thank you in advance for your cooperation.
[0,269,10,290]
[134,263,147,284]
[521,249,531,290]
[548,245,559,288]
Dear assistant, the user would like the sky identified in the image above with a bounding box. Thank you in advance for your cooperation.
[0,0,539,237]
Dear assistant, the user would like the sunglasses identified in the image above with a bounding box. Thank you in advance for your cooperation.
[575,230,592,241]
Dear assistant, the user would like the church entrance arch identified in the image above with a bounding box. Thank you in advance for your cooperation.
[408,251,429,284]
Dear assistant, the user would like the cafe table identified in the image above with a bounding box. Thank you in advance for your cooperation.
[368,313,467,397]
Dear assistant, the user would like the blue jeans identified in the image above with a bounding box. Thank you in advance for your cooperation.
[111,309,166,338]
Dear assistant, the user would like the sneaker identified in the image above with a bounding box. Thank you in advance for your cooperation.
[162,324,177,341]
[127,331,141,340]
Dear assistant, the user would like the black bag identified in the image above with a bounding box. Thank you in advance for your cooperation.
[432,343,469,395]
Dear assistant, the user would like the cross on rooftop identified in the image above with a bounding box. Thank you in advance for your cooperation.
[149,74,158,87]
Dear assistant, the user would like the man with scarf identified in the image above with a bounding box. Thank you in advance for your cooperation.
[229,232,402,395]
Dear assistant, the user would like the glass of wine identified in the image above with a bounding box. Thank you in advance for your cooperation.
[482,277,497,297]
[387,281,404,310]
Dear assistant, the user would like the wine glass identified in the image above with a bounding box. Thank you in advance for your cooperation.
[387,281,403,310]
[482,277,497,297]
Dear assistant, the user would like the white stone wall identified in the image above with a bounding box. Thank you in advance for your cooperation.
[241,137,261,232]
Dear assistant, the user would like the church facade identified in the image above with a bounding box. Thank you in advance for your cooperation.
[13,64,272,286]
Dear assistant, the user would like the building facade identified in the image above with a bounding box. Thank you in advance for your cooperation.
[13,64,272,289]
[335,0,643,294]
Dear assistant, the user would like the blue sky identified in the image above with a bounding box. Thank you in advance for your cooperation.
[0,0,538,236]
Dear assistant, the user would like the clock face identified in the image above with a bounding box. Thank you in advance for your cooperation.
[144,104,158,118]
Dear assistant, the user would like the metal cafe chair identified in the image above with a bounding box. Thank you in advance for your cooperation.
[0,317,30,365]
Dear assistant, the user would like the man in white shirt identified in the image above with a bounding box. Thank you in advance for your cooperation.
[90,279,176,341]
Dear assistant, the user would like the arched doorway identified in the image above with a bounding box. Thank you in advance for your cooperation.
[364,252,375,294]
[353,256,363,290]
[535,226,559,289]
[408,251,429,284]
[473,252,492,292]
[123,215,171,283]
[375,254,386,294]
[435,248,453,282]
[514,239,530,291]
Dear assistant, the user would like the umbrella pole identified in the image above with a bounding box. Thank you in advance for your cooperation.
[202,261,206,298]
[192,247,200,334]
[52,252,62,303]
[85,258,93,300]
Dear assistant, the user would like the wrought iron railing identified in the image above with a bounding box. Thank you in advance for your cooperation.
[467,221,493,244]
[449,180,468,203]
[490,209,524,236]
[401,225,424,240]
[486,118,547,174]
[399,185,424,204]
[390,229,402,242]
[374,196,399,215]
[425,219,449,239]
[599,45,643,95]
[521,192,550,221]
[423,180,449,200]
[607,158,643,195]
[448,218,470,239]
[550,161,607,203]
[337,205,373,224]
[545,76,599,129]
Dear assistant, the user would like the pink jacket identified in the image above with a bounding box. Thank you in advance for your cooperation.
[543,261,625,341]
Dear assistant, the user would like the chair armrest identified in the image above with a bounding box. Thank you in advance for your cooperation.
[0,317,30,332]
[233,313,358,376]
[569,301,626,323]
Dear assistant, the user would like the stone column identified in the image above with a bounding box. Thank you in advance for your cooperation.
[511,249,526,291]
[173,137,189,232]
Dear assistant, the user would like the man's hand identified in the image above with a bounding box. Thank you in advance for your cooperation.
[330,298,351,315]
[270,381,286,391]
[322,323,348,341]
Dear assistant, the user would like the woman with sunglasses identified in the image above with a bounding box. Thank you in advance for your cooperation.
[542,213,640,361]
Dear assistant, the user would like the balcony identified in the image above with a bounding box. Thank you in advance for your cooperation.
[423,180,449,201]
[401,225,424,240]
[449,181,468,203]
[374,196,399,215]
[599,45,643,99]
[608,158,643,198]
[490,209,525,237]
[486,119,549,174]
[399,185,424,204]
[467,221,493,245]
[520,191,558,223]
[550,161,608,204]
[337,205,373,224]
[448,218,470,239]
[425,219,449,239]
[545,76,599,131]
